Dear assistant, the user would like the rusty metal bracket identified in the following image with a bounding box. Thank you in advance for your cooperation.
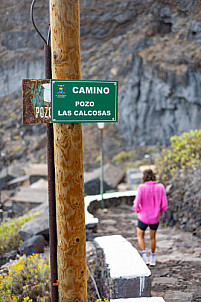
[53,280,59,286]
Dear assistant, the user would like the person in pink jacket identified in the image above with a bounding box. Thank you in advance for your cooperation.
[133,169,168,266]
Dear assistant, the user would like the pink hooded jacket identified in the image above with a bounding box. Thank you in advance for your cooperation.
[133,181,168,224]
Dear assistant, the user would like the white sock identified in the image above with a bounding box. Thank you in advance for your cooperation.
[150,252,155,263]
[141,250,148,261]
[150,252,155,259]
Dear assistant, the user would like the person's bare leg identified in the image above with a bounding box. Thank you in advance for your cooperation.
[149,229,157,265]
[137,227,149,264]
[137,227,146,251]
[149,229,156,253]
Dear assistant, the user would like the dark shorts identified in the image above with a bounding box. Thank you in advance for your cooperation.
[137,219,159,231]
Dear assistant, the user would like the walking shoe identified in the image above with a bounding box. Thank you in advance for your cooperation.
[143,257,150,265]
[141,250,149,265]
[150,253,156,266]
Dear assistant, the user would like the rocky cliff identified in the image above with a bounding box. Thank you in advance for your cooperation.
[1,0,201,167]
[80,0,201,146]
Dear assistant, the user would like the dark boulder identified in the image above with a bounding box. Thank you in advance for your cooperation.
[19,235,45,256]
[18,207,49,241]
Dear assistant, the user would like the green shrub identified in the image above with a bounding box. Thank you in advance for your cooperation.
[127,150,137,158]
[0,253,50,302]
[124,159,151,171]
[146,146,159,155]
[155,130,201,184]
[112,151,129,164]
[95,155,101,163]
[112,150,137,164]
[0,213,39,258]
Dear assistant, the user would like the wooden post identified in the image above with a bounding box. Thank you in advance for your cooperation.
[50,0,88,301]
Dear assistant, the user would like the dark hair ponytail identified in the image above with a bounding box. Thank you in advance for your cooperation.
[143,169,156,182]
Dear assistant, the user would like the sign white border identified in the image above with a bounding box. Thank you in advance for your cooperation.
[51,80,118,123]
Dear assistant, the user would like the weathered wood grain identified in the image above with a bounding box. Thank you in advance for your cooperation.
[50,0,87,301]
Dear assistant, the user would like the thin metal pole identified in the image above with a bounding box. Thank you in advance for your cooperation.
[44,44,58,302]
[100,128,104,209]
[5,152,8,190]
[30,3,58,298]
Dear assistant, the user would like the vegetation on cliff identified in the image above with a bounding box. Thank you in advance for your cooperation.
[0,213,39,258]
[155,129,201,184]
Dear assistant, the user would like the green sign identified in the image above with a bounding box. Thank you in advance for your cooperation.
[51,80,118,123]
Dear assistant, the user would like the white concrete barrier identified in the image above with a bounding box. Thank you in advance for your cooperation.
[85,190,137,227]
[85,191,137,239]
[110,298,165,302]
[94,235,151,299]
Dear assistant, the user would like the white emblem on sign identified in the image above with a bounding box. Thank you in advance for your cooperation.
[42,83,51,103]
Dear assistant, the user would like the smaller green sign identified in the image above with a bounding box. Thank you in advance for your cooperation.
[51,80,118,123]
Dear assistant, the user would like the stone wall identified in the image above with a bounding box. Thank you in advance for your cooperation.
[94,235,151,299]
[161,167,201,238]
[87,194,135,215]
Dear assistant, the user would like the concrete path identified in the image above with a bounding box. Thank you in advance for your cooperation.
[94,204,201,302]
